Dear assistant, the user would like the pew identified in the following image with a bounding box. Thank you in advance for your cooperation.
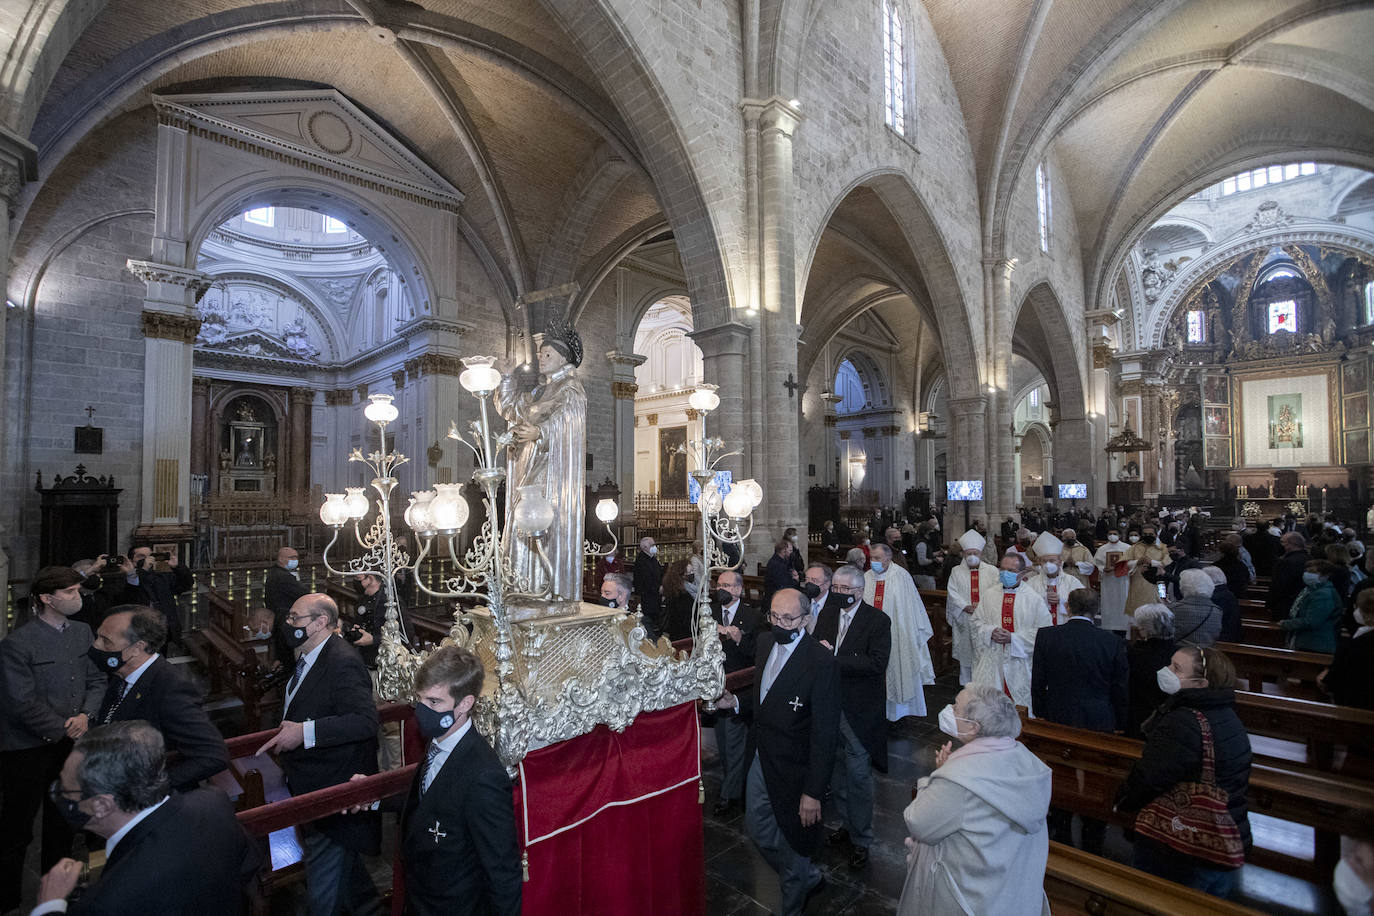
[918,589,956,676]
[1235,690,1374,775]
[1018,716,1374,881]
[1239,618,1284,648]
[1045,842,1265,915]
[1217,642,1332,699]
[186,588,277,729]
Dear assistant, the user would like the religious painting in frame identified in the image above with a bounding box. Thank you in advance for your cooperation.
[1267,394,1303,449]
[1202,375,1230,405]
[1343,358,1369,396]
[1346,430,1371,465]
[1345,393,1369,431]
[1204,437,1233,469]
[1203,407,1230,437]
[658,426,688,498]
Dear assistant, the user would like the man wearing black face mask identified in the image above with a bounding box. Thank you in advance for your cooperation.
[0,567,105,911]
[92,606,229,791]
[709,569,762,815]
[715,589,840,914]
[599,572,632,610]
[34,721,257,916]
[396,646,520,915]
[255,593,381,915]
[812,565,890,869]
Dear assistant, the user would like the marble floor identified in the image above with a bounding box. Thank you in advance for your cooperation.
[698,673,1343,916]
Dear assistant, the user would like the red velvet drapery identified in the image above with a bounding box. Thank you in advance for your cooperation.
[514,702,705,916]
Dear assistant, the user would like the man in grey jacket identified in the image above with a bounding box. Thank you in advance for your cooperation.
[0,566,106,910]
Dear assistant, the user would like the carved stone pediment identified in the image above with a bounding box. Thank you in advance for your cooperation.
[200,329,313,363]
[153,90,464,211]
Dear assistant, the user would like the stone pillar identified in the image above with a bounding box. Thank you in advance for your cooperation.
[690,322,752,482]
[0,126,36,632]
[190,378,210,476]
[742,96,805,549]
[982,258,1016,522]
[947,395,989,525]
[289,387,314,514]
[127,260,212,543]
[606,350,646,510]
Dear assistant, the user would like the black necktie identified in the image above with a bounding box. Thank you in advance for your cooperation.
[103,680,128,724]
[287,657,306,694]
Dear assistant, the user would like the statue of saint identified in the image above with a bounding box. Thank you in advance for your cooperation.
[495,321,587,615]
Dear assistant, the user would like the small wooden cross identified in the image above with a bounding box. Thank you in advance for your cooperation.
[783,373,799,398]
[84,406,95,421]
[428,820,447,844]
[788,696,804,712]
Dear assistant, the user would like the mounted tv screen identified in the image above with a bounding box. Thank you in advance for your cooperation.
[946,480,983,502]
[1058,483,1088,499]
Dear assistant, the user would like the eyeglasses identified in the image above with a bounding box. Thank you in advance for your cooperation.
[48,780,85,803]
[284,613,321,627]
[769,612,806,625]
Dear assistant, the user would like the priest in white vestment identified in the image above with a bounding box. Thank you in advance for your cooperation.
[864,543,934,719]
[944,529,987,684]
[1093,529,1132,634]
[1023,532,1085,625]
[971,554,1052,709]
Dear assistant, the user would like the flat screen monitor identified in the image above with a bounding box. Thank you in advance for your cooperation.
[1058,483,1087,500]
[946,480,983,502]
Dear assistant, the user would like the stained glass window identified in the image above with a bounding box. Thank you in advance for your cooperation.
[1364,281,1374,325]
[882,0,905,136]
[1268,300,1297,334]
[1186,310,1205,343]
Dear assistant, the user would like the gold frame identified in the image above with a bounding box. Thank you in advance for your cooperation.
[1232,366,1338,468]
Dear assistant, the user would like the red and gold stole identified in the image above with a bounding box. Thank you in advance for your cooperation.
[970,569,980,604]
[1046,580,1058,624]
[874,581,886,610]
[1001,591,1017,698]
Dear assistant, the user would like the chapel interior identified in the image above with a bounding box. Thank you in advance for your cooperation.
[2,1,1374,914]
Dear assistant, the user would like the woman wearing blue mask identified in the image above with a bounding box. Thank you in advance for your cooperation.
[1280,559,1342,653]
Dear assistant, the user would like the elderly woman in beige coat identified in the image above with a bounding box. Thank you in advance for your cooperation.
[898,684,1053,916]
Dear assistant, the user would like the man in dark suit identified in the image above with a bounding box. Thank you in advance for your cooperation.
[265,546,310,665]
[632,537,664,639]
[709,568,763,815]
[91,606,229,790]
[125,545,193,649]
[820,520,841,555]
[802,563,843,630]
[34,721,256,916]
[1031,590,1127,855]
[716,588,840,915]
[256,593,381,916]
[812,564,890,869]
[398,645,520,915]
[1269,532,1311,621]
[0,567,105,911]
[762,540,799,609]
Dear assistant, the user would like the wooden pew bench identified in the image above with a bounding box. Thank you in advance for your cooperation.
[1235,690,1374,775]
[1217,642,1332,700]
[1019,716,1374,881]
[1046,842,1265,915]
[1239,618,1284,648]
[918,589,955,676]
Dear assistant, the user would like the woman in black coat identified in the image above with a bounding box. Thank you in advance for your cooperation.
[1124,604,1178,739]
[660,558,696,643]
[1115,645,1252,900]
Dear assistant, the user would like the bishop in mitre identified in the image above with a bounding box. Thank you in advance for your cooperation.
[1023,531,1085,625]
[944,528,987,684]
[864,542,934,719]
[971,554,1052,709]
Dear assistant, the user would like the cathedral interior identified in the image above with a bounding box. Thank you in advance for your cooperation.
[2,0,1374,913]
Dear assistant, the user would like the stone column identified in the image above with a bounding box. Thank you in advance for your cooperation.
[947,395,989,525]
[289,387,314,515]
[982,258,1016,522]
[606,350,646,510]
[0,126,36,633]
[127,260,211,543]
[742,96,805,548]
[690,322,752,482]
[190,378,210,476]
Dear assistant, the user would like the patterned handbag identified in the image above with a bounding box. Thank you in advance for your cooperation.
[1133,710,1246,868]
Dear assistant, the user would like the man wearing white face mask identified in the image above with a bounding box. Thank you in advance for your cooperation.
[971,555,1052,709]
[265,546,310,666]
[1094,529,1132,634]
[1334,827,1374,916]
[945,529,987,685]
[1023,532,1085,626]
[863,544,934,720]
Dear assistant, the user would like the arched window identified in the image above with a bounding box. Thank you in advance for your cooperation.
[1036,162,1051,252]
[1186,310,1206,343]
[1365,280,1374,325]
[882,0,906,136]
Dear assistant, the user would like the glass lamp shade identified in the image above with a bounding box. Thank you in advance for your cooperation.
[737,478,763,509]
[363,393,399,424]
[343,487,370,519]
[404,490,437,532]
[459,356,502,394]
[688,385,720,413]
[702,482,724,516]
[430,483,470,531]
[513,485,556,535]
[320,493,350,527]
[595,498,619,523]
[722,487,753,520]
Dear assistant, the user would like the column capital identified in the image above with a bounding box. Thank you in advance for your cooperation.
[946,395,988,415]
[981,257,1017,279]
[605,349,647,377]
[611,381,639,400]
[689,321,751,358]
[740,96,803,136]
[289,386,316,406]
[126,259,214,292]
[392,368,407,390]
[140,311,201,343]
[324,388,354,407]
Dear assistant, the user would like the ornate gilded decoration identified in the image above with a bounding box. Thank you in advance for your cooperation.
[611,381,639,400]
[140,311,202,343]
